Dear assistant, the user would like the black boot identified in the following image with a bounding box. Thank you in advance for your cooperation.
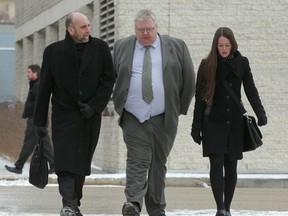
[5,165,22,174]
[226,211,232,216]
[216,209,226,216]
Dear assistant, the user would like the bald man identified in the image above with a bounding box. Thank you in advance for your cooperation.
[34,12,115,216]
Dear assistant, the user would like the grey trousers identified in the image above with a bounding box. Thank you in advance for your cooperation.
[120,111,177,216]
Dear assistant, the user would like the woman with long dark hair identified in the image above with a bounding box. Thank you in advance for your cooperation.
[191,27,267,216]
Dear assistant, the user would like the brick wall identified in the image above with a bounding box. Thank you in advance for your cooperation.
[14,0,288,173]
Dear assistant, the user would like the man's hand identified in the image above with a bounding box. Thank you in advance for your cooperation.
[78,102,95,119]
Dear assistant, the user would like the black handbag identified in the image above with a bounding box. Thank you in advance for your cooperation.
[242,114,263,151]
[29,138,48,189]
[221,79,263,152]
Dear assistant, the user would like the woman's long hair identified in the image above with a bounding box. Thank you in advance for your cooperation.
[199,27,238,105]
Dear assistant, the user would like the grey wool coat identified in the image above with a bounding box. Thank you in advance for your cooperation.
[34,32,115,175]
[192,51,266,160]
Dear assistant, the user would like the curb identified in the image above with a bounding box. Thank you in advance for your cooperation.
[47,174,288,188]
[2,172,288,188]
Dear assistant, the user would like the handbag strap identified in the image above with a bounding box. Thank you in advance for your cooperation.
[221,79,246,115]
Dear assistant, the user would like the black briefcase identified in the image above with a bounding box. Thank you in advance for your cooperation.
[29,138,48,189]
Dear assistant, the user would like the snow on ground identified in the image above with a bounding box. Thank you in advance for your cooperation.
[0,210,288,216]
[2,157,288,184]
[1,158,288,215]
[0,181,288,216]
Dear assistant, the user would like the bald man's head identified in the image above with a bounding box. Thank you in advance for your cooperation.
[65,12,91,43]
[65,12,86,29]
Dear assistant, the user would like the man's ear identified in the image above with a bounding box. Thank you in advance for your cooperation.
[67,26,74,35]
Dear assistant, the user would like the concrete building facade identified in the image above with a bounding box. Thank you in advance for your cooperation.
[14,0,288,174]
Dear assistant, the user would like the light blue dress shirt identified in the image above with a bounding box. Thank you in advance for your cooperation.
[124,35,165,123]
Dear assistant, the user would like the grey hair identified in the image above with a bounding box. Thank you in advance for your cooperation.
[134,9,158,27]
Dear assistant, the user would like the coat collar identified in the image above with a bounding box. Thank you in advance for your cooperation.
[64,32,93,74]
[218,51,243,79]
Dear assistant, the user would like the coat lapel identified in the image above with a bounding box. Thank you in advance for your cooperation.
[79,37,93,75]
[62,35,79,100]
[159,35,172,72]
[64,41,78,70]
[125,37,136,75]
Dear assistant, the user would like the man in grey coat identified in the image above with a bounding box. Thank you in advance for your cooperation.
[34,12,115,216]
[113,9,196,216]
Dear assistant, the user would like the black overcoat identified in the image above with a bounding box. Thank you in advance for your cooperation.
[22,78,39,119]
[34,33,115,175]
[192,51,265,160]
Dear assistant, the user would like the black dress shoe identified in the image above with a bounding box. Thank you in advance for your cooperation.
[60,206,82,216]
[122,202,140,216]
[5,165,22,174]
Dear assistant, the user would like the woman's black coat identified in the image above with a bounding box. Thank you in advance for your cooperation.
[192,51,266,160]
[34,33,115,175]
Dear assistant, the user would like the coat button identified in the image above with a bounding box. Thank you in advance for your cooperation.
[79,91,83,95]
[227,108,230,112]
[226,95,230,99]
[227,121,230,124]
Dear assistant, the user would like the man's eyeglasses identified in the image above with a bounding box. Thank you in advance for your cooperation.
[136,27,156,33]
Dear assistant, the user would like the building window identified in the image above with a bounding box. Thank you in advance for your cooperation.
[100,0,115,51]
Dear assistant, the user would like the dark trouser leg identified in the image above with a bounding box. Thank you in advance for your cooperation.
[58,171,85,208]
[75,174,86,206]
[224,155,238,212]
[15,118,37,169]
[209,155,225,211]
[145,115,176,216]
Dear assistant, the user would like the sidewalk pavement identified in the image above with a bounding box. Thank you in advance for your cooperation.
[1,159,288,215]
[1,182,288,215]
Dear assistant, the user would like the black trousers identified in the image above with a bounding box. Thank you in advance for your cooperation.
[57,171,86,209]
[14,117,54,169]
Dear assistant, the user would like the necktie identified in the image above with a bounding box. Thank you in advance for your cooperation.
[142,46,153,104]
